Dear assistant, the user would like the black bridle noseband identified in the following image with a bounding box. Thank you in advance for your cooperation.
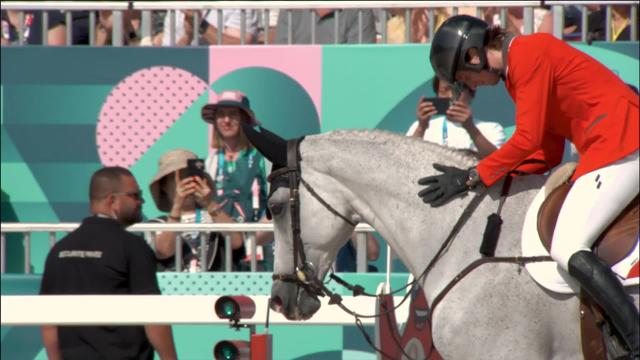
[269,138,357,299]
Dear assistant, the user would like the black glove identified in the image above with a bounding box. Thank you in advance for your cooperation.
[418,163,470,207]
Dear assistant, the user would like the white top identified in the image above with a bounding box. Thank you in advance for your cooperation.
[406,116,505,151]
[162,9,259,46]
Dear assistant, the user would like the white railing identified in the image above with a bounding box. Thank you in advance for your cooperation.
[0,222,376,274]
[1,1,637,45]
[0,293,408,326]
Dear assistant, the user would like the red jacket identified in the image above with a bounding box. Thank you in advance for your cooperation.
[477,33,639,186]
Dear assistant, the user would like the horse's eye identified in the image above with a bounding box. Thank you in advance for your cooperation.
[269,202,284,216]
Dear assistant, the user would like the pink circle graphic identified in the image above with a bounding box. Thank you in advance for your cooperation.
[96,66,209,167]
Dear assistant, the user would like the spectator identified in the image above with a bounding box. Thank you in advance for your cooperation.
[40,166,177,360]
[562,5,638,42]
[483,6,553,35]
[1,10,90,45]
[609,5,636,41]
[159,9,259,46]
[95,9,141,46]
[407,76,505,158]
[147,149,243,272]
[201,91,271,270]
[384,8,429,43]
[335,234,380,272]
[256,9,279,44]
[275,8,376,44]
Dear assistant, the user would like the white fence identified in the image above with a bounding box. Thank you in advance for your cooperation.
[0,222,376,274]
[0,292,409,326]
[1,1,637,45]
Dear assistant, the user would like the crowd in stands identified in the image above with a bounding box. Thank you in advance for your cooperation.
[2,5,638,45]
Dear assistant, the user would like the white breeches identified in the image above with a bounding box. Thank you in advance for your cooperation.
[551,151,640,271]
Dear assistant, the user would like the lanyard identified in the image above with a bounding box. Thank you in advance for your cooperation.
[441,118,448,145]
[612,19,629,42]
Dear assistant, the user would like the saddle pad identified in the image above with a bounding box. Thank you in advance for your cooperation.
[521,186,640,294]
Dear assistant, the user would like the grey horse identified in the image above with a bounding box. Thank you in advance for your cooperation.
[249,127,637,360]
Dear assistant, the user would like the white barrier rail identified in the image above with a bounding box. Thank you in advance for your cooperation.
[3,1,637,10]
[1,1,637,45]
[2,1,543,11]
[0,222,376,274]
[0,294,408,326]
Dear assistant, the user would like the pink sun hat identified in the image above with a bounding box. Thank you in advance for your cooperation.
[201,90,261,126]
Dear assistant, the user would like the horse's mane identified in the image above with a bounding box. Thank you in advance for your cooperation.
[306,129,479,169]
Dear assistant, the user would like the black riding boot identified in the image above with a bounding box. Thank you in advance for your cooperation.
[568,250,640,358]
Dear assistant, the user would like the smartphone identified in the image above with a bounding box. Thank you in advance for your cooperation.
[423,97,452,115]
[186,159,206,179]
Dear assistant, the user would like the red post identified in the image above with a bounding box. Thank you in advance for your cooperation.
[250,333,272,360]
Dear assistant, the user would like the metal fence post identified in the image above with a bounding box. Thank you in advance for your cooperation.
[552,5,565,39]
[225,235,232,272]
[199,232,207,272]
[65,11,73,45]
[523,6,534,35]
[23,232,31,274]
[175,232,182,272]
[356,232,368,273]
[1,233,6,274]
[112,10,123,46]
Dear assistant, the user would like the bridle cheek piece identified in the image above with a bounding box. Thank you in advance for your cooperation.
[269,138,356,298]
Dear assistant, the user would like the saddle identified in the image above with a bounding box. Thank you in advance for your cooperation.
[536,172,639,360]
[537,183,639,266]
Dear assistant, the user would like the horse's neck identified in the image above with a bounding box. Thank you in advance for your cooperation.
[302,131,546,302]
[301,131,480,278]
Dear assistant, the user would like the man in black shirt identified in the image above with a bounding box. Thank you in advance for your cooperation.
[40,167,177,360]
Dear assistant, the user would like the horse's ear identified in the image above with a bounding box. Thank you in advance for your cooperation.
[241,122,288,166]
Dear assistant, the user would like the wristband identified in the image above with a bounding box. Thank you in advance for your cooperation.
[168,214,181,222]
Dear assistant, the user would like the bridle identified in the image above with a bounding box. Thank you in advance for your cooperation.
[269,138,357,299]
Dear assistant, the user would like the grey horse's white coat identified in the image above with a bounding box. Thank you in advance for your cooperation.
[269,129,584,359]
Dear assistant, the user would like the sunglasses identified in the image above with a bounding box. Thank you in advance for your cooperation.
[113,190,143,201]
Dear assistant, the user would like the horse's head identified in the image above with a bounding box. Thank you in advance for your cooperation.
[243,123,357,320]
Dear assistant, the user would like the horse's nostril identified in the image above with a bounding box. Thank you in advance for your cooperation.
[270,296,283,313]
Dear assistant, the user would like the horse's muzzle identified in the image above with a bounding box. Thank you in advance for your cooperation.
[271,280,321,320]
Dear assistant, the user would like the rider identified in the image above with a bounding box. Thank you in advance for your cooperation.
[418,15,639,356]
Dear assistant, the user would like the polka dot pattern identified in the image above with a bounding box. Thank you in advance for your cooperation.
[96,66,209,167]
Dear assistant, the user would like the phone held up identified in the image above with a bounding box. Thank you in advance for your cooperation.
[422,97,452,115]
[186,159,206,179]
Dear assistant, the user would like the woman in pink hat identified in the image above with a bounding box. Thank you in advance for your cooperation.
[202,90,271,270]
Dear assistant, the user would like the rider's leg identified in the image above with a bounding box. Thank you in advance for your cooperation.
[551,151,639,356]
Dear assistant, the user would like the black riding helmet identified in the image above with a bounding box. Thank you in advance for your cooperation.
[430,15,490,83]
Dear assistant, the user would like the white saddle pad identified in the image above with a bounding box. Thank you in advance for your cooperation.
[521,186,640,294]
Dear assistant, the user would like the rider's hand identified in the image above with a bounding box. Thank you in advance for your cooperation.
[418,164,471,207]
[445,100,473,126]
[416,97,438,129]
